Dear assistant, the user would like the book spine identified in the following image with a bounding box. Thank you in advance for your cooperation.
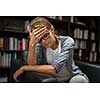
[9,37,14,50]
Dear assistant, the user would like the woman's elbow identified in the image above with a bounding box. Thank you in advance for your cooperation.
[50,66,56,75]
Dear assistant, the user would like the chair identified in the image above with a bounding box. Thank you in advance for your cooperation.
[10,51,89,83]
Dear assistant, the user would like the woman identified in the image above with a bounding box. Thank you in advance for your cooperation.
[13,17,89,83]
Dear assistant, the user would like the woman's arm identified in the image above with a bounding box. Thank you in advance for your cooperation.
[28,44,37,65]
[27,26,48,65]
[13,64,56,80]
[22,65,56,74]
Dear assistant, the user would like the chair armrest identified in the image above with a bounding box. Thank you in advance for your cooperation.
[42,77,57,83]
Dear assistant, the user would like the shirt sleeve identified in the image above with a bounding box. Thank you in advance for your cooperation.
[51,37,74,73]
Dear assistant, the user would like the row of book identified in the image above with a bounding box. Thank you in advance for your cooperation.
[47,16,63,21]
[89,52,97,62]
[74,39,87,49]
[47,16,70,22]
[0,37,3,48]
[91,32,95,40]
[70,16,85,24]
[0,37,29,51]
[74,49,88,61]
[0,77,8,82]
[99,42,100,52]
[91,42,96,52]
[69,16,85,25]
[0,52,11,67]
[98,53,100,62]
[47,16,85,24]
[74,49,97,62]
[0,52,22,67]
[74,28,89,39]
[74,28,96,40]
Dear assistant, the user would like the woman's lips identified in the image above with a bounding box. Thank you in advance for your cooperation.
[44,42,50,47]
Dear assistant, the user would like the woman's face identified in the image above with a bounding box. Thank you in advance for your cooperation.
[27,25,57,48]
[40,28,56,48]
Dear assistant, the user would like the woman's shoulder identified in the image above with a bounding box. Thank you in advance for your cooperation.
[59,35,74,45]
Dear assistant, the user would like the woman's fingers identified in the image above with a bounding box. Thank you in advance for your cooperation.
[32,26,47,35]
[35,28,48,39]
[31,27,48,41]
[32,26,46,34]
[29,26,48,46]
[13,69,24,81]
[29,26,46,38]
[13,71,18,80]
[29,26,47,36]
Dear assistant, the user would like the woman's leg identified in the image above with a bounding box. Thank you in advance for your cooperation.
[69,74,89,83]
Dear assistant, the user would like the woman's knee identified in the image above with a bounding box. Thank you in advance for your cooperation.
[69,74,89,83]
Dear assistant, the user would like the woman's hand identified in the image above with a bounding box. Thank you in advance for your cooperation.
[27,26,48,47]
[13,67,24,81]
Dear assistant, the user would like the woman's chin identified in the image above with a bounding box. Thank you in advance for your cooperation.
[44,44,51,48]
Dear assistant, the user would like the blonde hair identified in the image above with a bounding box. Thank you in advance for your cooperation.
[29,17,54,30]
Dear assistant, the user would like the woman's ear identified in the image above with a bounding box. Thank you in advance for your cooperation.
[27,25,32,33]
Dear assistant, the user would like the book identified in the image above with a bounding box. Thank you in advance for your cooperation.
[91,42,96,52]
[83,30,88,39]
[22,38,26,50]
[14,38,18,50]
[89,52,97,62]
[0,77,8,82]
[0,52,12,67]
[74,28,80,38]
[79,49,82,60]
[99,42,100,52]
[0,52,1,66]
[9,37,14,50]
[74,28,84,39]
[70,16,74,23]
[74,39,80,49]
[8,53,11,67]
[0,37,4,49]
[91,32,95,40]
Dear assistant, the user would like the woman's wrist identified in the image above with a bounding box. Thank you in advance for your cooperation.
[29,42,35,48]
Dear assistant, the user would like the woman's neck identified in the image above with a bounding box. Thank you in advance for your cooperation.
[51,36,59,50]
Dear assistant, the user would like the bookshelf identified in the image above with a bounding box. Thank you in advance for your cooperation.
[68,17,99,64]
[0,16,30,82]
[96,18,100,64]
[47,16,99,63]
[47,16,100,64]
